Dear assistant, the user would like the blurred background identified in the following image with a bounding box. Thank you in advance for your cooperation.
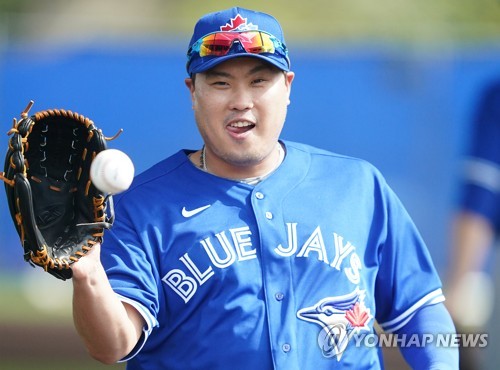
[1,0,499,369]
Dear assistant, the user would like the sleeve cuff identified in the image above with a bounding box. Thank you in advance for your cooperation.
[378,289,445,333]
[115,294,158,362]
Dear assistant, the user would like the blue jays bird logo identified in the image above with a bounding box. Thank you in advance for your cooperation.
[297,288,372,360]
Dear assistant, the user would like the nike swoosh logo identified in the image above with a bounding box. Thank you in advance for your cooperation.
[181,205,211,218]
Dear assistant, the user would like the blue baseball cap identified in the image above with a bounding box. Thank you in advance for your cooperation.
[186,7,290,75]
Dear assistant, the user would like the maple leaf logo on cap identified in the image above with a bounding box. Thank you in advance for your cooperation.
[220,14,258,31]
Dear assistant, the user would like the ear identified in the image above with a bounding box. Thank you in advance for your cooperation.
[185,78,196,106]
[185,77,195,93]
[284,72,295,105]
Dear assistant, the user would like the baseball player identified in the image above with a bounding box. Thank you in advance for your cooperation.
[446,80,500,369]
[71,7,458,369]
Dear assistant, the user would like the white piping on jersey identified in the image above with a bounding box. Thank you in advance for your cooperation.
[378,288,445,333]
[463,157,500,193]
[116,294,159,362]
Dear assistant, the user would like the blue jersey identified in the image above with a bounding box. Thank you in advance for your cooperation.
[461,82,500,232]
[101,141,444,369]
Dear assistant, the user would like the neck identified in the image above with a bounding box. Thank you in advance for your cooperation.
[199,142,284,182]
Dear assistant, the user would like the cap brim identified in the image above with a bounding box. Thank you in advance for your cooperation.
[188,53,290,75]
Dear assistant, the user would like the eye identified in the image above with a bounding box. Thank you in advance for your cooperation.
[210,80,230,88]
[252,78,266,85]
[324,308,335,316]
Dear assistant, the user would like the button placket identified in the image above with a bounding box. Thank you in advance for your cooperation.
[253,189,294,359]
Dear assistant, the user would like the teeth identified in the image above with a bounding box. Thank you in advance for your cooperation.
[230,121,252,128]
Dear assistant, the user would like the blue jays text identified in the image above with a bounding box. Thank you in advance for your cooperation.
[163,223,361,303]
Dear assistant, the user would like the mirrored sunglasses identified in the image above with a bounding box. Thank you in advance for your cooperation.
[188,30,287,59]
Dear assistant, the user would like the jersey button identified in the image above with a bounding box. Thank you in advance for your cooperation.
[265,211,273,219]
[275,292,284,301]
[255,192,264,199]
[282,343,291,353]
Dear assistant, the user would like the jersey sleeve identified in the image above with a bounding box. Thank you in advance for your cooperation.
[100,195,160,360]
[374,177,445,333]
[459,82,500,230]
[397,303,458,368]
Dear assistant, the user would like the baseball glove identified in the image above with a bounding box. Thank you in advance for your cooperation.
[1,101,116,280]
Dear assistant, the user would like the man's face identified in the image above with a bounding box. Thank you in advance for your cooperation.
[185,57,294,175]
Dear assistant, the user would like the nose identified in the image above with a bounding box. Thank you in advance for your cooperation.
[229,87,254,111]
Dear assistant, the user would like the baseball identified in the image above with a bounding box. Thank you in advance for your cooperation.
[90,149,135,194]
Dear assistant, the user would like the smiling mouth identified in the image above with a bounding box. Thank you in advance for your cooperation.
[227,121,255,134]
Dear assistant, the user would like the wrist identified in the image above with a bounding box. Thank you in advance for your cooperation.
[71,257,106,284]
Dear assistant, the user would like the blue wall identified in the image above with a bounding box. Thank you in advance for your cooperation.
[1,42,499,275]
